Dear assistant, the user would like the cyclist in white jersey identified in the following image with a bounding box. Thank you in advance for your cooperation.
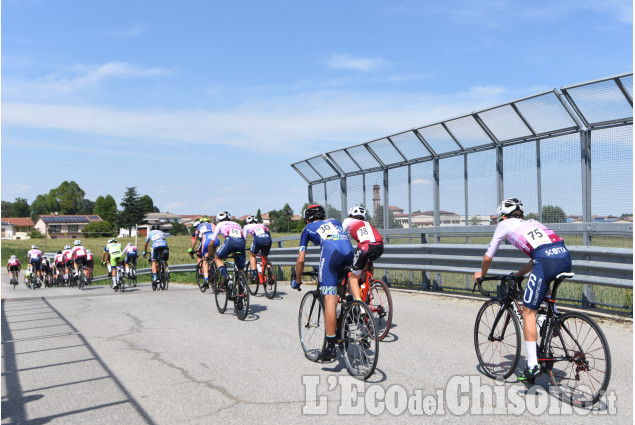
[474,198,572,383]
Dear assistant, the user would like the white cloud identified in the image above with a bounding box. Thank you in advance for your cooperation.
[326,54,385,71]
[110,25,147,38]
[165,201,186,210]
[412,178,430,185]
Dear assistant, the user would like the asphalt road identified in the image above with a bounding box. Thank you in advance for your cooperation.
[2,271,632,424]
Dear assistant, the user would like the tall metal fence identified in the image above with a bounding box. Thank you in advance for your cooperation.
[290,72,633,311]
[291,72,633,248]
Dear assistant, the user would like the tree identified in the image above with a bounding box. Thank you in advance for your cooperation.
[1,201,12,217]
[256,209,263,223]
[139,195,159,215]
[371,204,402,229]
[119,187,145,235]
[30,192,61,221]
[525,212,538,220]
[269,203,294,232]
[12,198,30,217]
[94,195,118,224]
[326,203,342,220]
[28,228,45,239]
[82,220,117,238]
[169,222,188,235]
[469,216,480,226]
[80,199,95,214]
[542,205,566,223]
[54,181,85,215]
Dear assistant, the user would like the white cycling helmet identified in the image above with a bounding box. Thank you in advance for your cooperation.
[127,243,133,247]
[64,245,71,250]
[11,255,16,259]
[31,245,38,249]
[108,238,116,244]
[246,215,257,224]
[86,250,91,253]
[216,211,231,223]
[74,239,82,246]
[497,198,524,221]
[348,206,366,219]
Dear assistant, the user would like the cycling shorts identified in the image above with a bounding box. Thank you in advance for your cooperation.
[250,233,272,257]
[201,233,220,257]
[74,257,87,267]
[351,242,383,275]
[151,246,169,262]
[9,265,20,272]
[29,258,42,271]
[523,241,572,310]
[55,261,65,269]
[217,236,246,269]
[124,252,138,265]
[318,242,354,296]
[109,252,124,267]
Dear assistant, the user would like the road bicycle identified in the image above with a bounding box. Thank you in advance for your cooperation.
[245,253,277,299]
[28,272,41,290]
[214,252,249,320]
[298,269,379,380]
[127,261,138,288]
[473,273,611,407]
[9,271,19,289]
[351,264,392,341]
[191,251,218,293]
[77,265,89,291]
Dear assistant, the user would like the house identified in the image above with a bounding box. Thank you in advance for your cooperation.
[34,215,103,239]
[1,217,35,239]
[180,214,203,229]
[139,212,184,235]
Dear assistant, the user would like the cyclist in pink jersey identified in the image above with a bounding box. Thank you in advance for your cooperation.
[341,206,384,301]
[474,197,571,383]
[210,211,246,287]
[243,215,272,283]
[71,240,89,279]
[26,245,43,284]
[7,255,21,281]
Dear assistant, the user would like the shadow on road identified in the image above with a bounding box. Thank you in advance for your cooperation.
[1,298,156,424]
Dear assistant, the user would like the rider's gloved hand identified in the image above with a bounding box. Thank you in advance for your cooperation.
[290,279,301,291]
[187,248,193,253]
[142,251,146,256]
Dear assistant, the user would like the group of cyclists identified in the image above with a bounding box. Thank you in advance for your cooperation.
[5,197,571,384]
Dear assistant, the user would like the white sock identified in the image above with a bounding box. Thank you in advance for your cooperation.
[112,277,117,286]
[526,341,538,368]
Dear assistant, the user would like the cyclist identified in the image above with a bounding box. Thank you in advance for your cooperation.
[243,215,272,283]
[143,224,169,289]
[209,211,246,290]
[26,244,43,285]
[474,197,572,383]
[7,255,21,282]
[54,250,65,282]
[86,250,95,281]
[41,255,52,285]
[291,204,354,361]
[62,245,73,281]
[188,215,219,288]
[71,240,89,280]
[103,238,124,290]
[342,205,384,301]
[122,243,138,278]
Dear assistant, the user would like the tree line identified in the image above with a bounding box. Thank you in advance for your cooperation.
[1,182,158,238]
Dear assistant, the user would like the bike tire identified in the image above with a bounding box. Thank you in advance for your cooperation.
[366,279,393,341]
[545,311,611,407]
[298,290,326,362]
[158,260,168,290]
[339,300,379,381]
[196,262,206,292]
[78,273,84,291]
[234,271,250,320]
[215,275,229,314]
[209,262,218,293]
[246,264,259,296]
[264,264,277,300]
[474,299,521,379]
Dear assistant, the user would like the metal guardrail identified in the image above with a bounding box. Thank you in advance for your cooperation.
[92,264,195,282]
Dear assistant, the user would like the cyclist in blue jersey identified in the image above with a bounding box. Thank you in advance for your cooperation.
[291,204,354,361]
[209,211,247,289]
[143,224,170,289]
[188,215,220,288]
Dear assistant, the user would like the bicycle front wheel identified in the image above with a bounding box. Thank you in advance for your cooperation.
[215,276,228,314]
[246,264,259,296]
[367,280,392,340]
[474,299,521,379]
[234,271,250,320]
[545,312,611,407]
[264,264,277,300]
[340,300,379,380]
[298,291,325,361]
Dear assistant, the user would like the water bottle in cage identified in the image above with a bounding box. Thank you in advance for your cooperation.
[536,310,547,335]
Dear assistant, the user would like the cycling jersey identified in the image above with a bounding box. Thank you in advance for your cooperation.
[62,249,73,264]
[86,252,94,266]
[213,221,246,269]
[27,249,42,261]
[72,245,87,260]
[342,218,383,244]
[485,218,563,258]
[123,245,138,265]
[244,223,272,256]
[146,230,168,248]
[54,254,65,267]
[484,217,571,310]
[7,259,20,272]
[299,219,354,294]
[105,242,124,267]
[193,222,215,239]
[192,223,219,256]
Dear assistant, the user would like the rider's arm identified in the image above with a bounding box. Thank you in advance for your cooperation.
[514,259,533,277]
[295,250,306,282]
[474,254,493,281]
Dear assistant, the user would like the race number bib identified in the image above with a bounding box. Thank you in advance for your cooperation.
[229,227,242,238]
[76,248,86,256]
[254,227,265,237]
[317,223,338,240]
[356,223,376,243]
[524,227,551,248]
[152,234,163,241]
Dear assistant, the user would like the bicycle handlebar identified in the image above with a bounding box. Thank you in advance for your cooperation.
[473,274,523,298]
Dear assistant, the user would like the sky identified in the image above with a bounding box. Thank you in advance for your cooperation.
[2,0,633,218]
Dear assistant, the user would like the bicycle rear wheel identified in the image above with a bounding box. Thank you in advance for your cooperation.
[298,291,325,361]
[264,264,277,300]
[545,312,611,407]
[159,260,168,290]
[339,300,379,380]
[196,262,206,292]
[246,264,259,296]
[234,271,250,320]
[474,299,521,379]
[366,279,392,340]
[215,276,229,313]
